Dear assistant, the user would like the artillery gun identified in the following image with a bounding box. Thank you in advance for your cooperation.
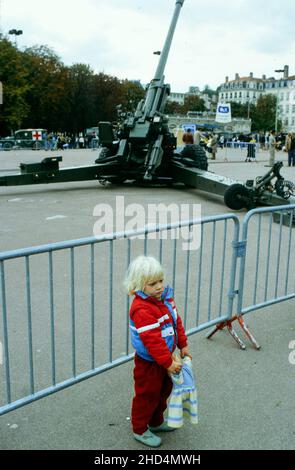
[0,0,294,212]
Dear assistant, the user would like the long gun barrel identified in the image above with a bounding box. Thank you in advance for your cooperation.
[142,0,185,119]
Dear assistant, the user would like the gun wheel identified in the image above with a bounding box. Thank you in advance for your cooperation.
[180,144,208,170]
[275,179,295,199]
[224,184,254,210]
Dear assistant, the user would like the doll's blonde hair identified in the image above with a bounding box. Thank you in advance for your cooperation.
[124,256,164,295]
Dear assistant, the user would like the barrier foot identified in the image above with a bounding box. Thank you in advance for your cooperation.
[227,323,246,350]
[206,321,227,339]
[207,317,246,350]
[237,316,260,350]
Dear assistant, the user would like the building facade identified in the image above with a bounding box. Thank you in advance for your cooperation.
[218,65,295,132]
[168,86,216,111]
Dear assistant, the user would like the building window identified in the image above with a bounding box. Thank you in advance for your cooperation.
[285,118,289,126]
[292,104,295,113]
[286,105,289,113]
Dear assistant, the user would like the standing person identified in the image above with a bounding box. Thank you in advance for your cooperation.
[285,133,292,166]
[290,133,295,167]
[194,128,202,145]
[268,130,276,166]
[210,133,218,160]
[182,128,194,145]
[124,256,192,448]
[285,132,295,167]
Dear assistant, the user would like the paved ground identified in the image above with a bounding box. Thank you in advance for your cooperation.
[0,147,294,450]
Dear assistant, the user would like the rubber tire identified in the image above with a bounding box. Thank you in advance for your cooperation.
[180,144,208,170]
[224,184,253,210]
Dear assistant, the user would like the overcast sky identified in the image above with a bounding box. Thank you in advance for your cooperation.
[2,0,295,92]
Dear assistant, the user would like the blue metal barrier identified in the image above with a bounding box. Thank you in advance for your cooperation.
[1,205,294,414]
[0,214,239,415]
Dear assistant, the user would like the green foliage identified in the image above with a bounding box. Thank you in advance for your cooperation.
[182,95,206,114]
[164,100,183,115]
[0,38,145,135]
[0,38,30,133]
[250,94,278,132]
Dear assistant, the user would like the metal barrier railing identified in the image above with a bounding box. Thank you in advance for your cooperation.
[1,205,294,415]
[208,204,295,350]
[237,204,295,315]
[0,213,239,415]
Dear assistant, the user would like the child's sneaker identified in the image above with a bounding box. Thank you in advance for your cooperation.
[133,429,162,447]
[149,421,176,432]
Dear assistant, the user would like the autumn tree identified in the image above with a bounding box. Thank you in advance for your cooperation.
[182,95,206,114]
[164,100,183,115]
[21,45,69,131]
[0,38,30,134]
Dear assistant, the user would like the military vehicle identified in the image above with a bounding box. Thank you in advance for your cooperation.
[0,0,294,211]
[0,129,47,150]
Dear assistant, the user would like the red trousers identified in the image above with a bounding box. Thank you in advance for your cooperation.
[131,354,173,435]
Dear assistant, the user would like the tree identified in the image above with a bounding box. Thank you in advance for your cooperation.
[64,63,96,133]
[182,95,206,114]
[92,73,124,122]
[164,100,183,115]
[230,101,250,119]
[251,94,277,132]
[21,45,69,131]
[0,38,30,134]
[120,80,145,113]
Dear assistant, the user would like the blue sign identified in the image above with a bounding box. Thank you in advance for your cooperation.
[182,124,196,133]
[218,105,230,114]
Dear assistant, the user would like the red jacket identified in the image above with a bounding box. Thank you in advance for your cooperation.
[130,290,188,369]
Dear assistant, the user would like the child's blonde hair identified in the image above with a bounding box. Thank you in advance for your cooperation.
[124,256,164,295]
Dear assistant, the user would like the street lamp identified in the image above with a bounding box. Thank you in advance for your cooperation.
[274,68,285,132]
[8,28,23,46]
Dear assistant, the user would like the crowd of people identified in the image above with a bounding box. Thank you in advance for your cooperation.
[43,132,98,150]
[181,127,295,165]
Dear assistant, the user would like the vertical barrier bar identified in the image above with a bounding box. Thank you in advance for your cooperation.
[284,213,293,295]
[172,236,177,290]
[70,248,76,377]
[90,244,95,370]
[0,261,11,404]
[253,214,262,305]
[159,236,163,264]
[25,256,35,395]
[218,219,227,314]
[126,239,131,355]
[183,226,191,329]
[195,223,204,326]
[225,218,241,319]
[274,212,283,298]
[109,241,113,362]
[48,252,56,386]
[264,214,272,301]
[208,222,216,321]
